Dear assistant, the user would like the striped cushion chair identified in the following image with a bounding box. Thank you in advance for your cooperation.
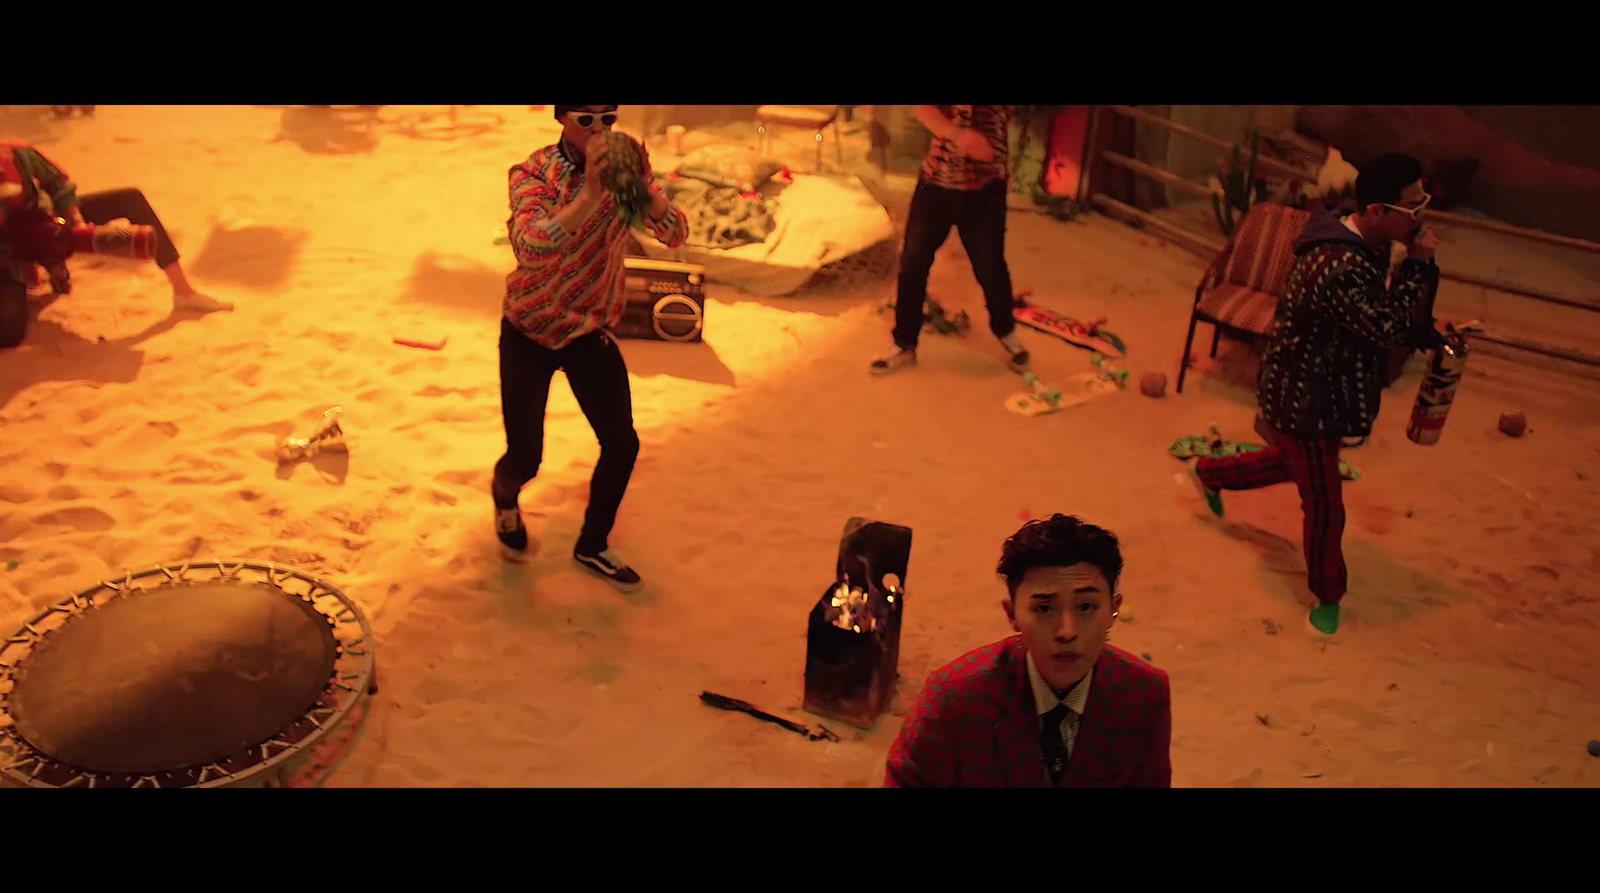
[1177,203,1311,394]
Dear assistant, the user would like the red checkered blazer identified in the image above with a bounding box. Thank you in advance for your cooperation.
[885,638,1171,788]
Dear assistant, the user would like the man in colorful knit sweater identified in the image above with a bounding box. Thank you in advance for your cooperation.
[1,140,231,348]
[885,514,1171,787]
[871,105,1029,375]
[1184,153,1444,636]
[495,106,688,590]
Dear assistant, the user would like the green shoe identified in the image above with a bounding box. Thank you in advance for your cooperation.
[1308,603,1341,636]
[1186,459,1224,519]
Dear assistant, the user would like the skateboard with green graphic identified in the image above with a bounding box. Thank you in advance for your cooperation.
[1168,426,1361,482]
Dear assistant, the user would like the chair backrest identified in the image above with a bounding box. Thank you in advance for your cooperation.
[1219,204,1311,296]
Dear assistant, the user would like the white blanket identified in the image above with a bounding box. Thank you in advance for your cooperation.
[636,172,895,297]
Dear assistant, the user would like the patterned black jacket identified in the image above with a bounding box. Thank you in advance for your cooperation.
[1257,210,1439,439]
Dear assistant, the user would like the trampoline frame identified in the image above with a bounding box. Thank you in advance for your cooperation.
[0,559,378,789]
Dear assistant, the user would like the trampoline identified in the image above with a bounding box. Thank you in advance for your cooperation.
[0,560,377,788]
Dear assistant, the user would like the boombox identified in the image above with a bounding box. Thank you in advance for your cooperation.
[615,257,706,343]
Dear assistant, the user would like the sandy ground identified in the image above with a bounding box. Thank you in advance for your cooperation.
[2,105,1598,788]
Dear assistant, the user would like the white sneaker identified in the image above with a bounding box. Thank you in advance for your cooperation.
[174,291,234,313]
[998,333,1030,371]
[869,346,917,376]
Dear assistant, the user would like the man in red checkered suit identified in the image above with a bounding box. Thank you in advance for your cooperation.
[885,515,1171,788]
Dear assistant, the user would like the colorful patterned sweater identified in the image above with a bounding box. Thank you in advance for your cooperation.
[919,105,1014,192]
[504,139,688,350]
[1257,209,1439,439]
[1,141,80,273]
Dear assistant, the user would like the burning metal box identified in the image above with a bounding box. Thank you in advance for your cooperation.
[802,517,912,731]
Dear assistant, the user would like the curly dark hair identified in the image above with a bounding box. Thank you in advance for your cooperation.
[996,514,1124,597]
[1356,152,1425,209]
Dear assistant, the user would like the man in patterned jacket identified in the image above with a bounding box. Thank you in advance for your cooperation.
[885,514,1172,788]
[1183,153,1444,636]
[870,105,1030,375]
[494,106,688,590]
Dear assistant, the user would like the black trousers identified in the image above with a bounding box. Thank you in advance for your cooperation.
[893,179,1016,349]
[78,188,180,269]
[493,318,640,555]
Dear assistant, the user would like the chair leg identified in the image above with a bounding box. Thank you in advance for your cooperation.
[1178,313,1201,394]
[1210,326,1222,358]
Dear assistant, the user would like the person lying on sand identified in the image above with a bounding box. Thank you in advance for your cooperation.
[1181,153,1445,637]
[492,105,688,590]
[885,515,1172,788]
[1,139,233,317]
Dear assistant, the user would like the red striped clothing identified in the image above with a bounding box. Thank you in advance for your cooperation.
[2,141,80,271]
[504,140,688,350]
[919,106,1014,192]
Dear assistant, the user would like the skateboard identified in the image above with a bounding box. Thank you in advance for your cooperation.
[879,294,971,337]
[1006,370,1122,417]
[1012,289,1126,359]
[1168,427,1361,482]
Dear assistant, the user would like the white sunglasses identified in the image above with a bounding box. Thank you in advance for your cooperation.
[1380,191,1431,218]
[566,110,618,128]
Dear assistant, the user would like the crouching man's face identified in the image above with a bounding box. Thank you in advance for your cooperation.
[1003,563,1121,692]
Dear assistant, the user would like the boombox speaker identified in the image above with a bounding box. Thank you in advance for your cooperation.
[615,257,707,343]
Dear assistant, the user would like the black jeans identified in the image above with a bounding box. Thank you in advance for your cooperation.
[893,179,1016,349]
[492,318,640,555]
[78,188,180,269]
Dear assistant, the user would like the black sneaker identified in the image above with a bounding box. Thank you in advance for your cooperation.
[574,548,642,592]
[496,506,529,561]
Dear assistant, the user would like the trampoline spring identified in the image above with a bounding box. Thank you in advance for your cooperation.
[61,773,90,788]
[196,764,224,784]
[132,775,161,788]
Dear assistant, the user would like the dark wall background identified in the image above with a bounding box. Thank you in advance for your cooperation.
[1297,105,1600,242]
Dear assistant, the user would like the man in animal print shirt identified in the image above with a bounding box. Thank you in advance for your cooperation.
[870,105,1030,376]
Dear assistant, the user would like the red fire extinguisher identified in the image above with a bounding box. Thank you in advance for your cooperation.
[1407,320,1481,446]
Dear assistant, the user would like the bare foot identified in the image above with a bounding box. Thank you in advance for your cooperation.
[174,291,234,313]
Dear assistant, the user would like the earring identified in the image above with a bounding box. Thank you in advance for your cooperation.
[1112,611,1119,619]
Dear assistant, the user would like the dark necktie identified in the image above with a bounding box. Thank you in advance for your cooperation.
[1040,703,1072,784]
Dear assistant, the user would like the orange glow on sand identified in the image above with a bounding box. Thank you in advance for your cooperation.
[3,105,1600,787]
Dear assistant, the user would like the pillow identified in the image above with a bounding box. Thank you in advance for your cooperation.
[675,143,784,194]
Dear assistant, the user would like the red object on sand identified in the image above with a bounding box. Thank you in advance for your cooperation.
[394,336,447,351]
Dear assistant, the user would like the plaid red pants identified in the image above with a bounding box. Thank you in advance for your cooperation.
[1195,425,1348,604]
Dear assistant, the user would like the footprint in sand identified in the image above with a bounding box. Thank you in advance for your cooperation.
[389,356,449,377]
[31,505,116,532]
[435,469,484,488]
[415,384,484,399]
[232,364,263,388]
[425,488,458,506]
[0,482,44,504]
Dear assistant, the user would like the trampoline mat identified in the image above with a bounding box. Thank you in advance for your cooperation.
[9,580,339,775]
